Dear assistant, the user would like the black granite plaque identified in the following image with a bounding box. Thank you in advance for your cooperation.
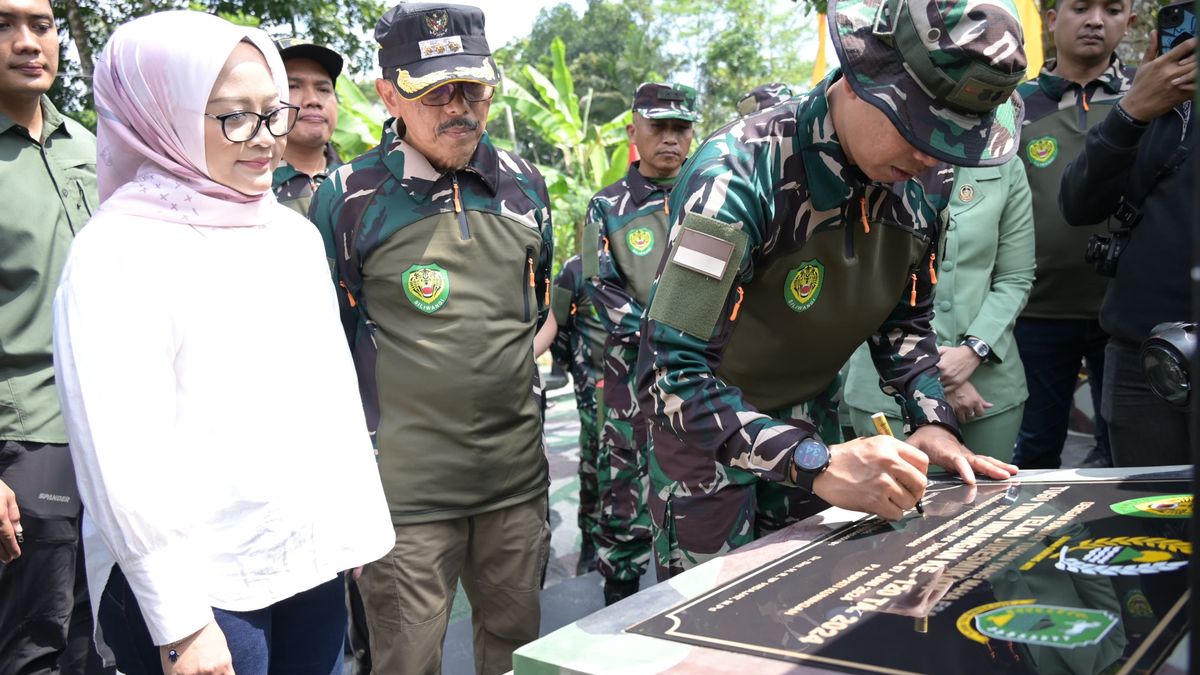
[630,477,1191,674]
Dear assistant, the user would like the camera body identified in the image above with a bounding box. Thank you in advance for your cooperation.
[1158,1,1196,56]
[1085,230,1131,277]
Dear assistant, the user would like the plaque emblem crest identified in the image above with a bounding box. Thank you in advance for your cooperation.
[424,10,450,37]
[974,604,1117,648]
[784,260,824,312]
[1056,536,1190,576]
[1110,494,1192,519]
[626,227,655,256]
[403,263,450,314]
[1026,136,1058,168]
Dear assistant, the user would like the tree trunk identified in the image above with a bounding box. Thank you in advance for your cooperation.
[62,0,94,82]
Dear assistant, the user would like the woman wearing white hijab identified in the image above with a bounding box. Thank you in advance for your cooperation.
[53,11,393,675]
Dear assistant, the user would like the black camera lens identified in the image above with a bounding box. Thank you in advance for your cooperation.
[1085,234,1110,263]
[1161,6,1183,28]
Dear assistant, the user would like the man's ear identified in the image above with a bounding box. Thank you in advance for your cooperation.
[375,78,405,119]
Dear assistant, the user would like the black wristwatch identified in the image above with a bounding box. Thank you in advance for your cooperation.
[791,437,832,493]
[962,336,991,361]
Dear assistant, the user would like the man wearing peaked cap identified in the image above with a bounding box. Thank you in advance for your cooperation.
[309,3,554,674]
[375,1,500,101]
[272,37,344,216]
[588,81,696,605]
[637,0,1023,580]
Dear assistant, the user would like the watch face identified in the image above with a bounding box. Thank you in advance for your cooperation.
[796,439,830,472]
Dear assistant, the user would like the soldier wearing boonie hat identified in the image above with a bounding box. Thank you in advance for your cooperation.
[831,0,1026,165]
[637,0,1024,580]
[310,4,554,674]
[587,81,697,605]
[736,82,793,116]
[271,37,344,216]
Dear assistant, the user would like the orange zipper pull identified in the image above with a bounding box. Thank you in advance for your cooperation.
[570,302,577,316]
[928,253,938,285]
[909,273,917,307]
[528,257,535,288]
[339,281,358,308]
[603,236,610,253]
[730,286,745,321]
[452,179,463,213]
[859,196,870,234]
[1081,92,1090,113]
[663,197,670,217]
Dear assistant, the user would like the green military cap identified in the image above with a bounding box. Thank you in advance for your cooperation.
[736,83,794,116]
[274,37,344,81]
[632,82,699,122]
[831,0,1027,166]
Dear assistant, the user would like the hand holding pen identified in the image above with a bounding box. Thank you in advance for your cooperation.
[871,412,925,516]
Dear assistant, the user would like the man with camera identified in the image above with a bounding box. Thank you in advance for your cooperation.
[1058,27,1195,467]
[1010,0,1139,471]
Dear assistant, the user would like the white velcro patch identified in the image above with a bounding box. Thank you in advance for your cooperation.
[671,226,735,280]
[419,36,464,59]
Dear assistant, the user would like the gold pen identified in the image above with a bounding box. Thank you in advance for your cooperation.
[870,412,924,516]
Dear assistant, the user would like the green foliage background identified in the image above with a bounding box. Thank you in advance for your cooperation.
[48,0,1171,272]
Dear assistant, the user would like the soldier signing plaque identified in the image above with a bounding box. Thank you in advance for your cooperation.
[630,476,1190,674]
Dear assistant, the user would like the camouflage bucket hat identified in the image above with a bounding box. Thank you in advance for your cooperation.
[375,2,499,100]
[831,0,1027,166]
[632,83,699,122]
[736,83,794,116]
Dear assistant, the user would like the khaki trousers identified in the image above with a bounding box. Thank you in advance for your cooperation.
[358,493,550,675]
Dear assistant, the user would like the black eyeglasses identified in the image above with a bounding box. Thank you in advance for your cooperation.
[419,81,495,107]
[204,104,300,142]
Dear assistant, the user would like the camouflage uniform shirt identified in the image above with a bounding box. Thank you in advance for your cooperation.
[549,254,604,415]
[639,72,960,492]
[589,163,674,420]
[272,143,341,217]
[311,120,553,524]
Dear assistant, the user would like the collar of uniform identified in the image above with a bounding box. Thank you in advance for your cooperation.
[382,118,500,204]
[272,159,303,188]
[324,142,342,168]
[0,95,66,140]
[273,143,343,186]
[624,161,672,205]
[798,71,864,212]
[1037,54,1130,101]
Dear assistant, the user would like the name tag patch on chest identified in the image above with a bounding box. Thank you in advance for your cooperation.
[627,227,656,256]
[403,263,451,314]
[671,227,734,279]
[785,260,824,312]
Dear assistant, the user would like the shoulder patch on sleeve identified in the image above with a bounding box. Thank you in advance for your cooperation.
[648,212,748,340]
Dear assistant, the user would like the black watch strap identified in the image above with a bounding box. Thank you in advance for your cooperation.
[962,336,991,360]
[791,437,831,493]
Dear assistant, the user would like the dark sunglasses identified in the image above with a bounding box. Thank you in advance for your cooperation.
[419,81,495,107]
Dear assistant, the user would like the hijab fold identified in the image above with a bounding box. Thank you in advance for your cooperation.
[93,11,290,227]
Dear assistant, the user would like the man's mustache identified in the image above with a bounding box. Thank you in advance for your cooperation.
[438,118,479,134]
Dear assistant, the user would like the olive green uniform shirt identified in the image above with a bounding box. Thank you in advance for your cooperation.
[1,97,97,442]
